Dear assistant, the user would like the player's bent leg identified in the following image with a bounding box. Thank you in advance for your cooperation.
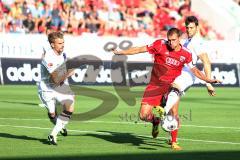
[38,90,57,125]
[57,93,75,137]
[48,97,74,142]
[48,112,57,125]
[58,110,73,137]
[139,103,155,122]
[171,100,180,117]
[164,84,181,115]
[44,100,57,125]
[139,103,160,138]
[49,110,73,140]
[169,101,182,150]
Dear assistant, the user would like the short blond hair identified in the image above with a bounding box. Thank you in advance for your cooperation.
[48,31,64,44]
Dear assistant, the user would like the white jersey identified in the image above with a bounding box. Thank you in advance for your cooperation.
[42,39,52,57]
[39,47,68,92]
[183,36,205,65]
[174,36,207,92]
[37,41,74,113]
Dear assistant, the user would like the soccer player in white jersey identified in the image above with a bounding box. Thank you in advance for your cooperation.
[157,16,216,150]
[38,31,75,145]
[38,26,63,130]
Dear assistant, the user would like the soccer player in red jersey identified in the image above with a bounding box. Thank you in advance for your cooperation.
[112,27,220,150]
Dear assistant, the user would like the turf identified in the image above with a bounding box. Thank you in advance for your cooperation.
[0,85,239,160]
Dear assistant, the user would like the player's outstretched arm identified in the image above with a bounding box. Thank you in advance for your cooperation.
[190,67,221,84]
[112,46,147,55]
[198,53,216,96]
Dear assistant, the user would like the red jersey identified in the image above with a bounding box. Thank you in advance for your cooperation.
[147,39,193,84]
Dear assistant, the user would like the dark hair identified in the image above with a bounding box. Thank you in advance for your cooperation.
[185,16,199,26]
[167,27,182,37]
[48,31,64,44]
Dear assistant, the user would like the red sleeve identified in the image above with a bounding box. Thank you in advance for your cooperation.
[185,53,192,64]
[147,39,164,54]
[185,52,195,68]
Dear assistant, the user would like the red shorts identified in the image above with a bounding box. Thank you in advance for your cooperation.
[141,82,171,106]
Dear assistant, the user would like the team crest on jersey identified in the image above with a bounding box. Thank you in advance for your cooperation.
[48,63,53,67]
[180,56,185,62]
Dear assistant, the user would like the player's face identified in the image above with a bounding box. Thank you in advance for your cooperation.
[52,38,64,54]
[167,33,180,50]
[186,22,197,38]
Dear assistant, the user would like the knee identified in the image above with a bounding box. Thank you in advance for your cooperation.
[170,83,181,96]
[63,100,74,112]
[139,112,148,121]
[171,83,181,90]
[66,107,74,113]
[139,106,153,122]
[61,110,73,118]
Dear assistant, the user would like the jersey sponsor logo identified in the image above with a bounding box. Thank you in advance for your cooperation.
[180,56,186,62]
[48,63,53,67]
[166,57,180,66]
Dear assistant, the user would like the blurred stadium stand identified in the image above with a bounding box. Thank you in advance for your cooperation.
[0,0,234,39]
[0,0,240,64]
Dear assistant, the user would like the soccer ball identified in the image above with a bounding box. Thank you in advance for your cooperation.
[161,115,178,132]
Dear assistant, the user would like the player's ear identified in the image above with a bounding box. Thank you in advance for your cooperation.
[50,42,54,48]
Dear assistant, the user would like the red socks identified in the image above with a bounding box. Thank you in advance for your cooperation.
[171,129,178,143]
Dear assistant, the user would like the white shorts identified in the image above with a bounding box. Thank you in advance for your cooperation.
[173,68,196,93]
[38,84,75,113]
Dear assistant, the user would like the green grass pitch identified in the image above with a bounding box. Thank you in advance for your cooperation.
[0,85,239,160]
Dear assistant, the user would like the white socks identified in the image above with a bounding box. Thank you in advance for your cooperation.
[164,91,180,114]
[50,118,68,136]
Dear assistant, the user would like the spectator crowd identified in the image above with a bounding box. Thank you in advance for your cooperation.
[0,0,223,39]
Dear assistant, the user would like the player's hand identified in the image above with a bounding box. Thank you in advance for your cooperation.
[207,79,222,84]
[206,83,216,96]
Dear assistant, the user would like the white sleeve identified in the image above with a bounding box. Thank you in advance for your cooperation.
[185,62,195,69]
[42,54,58,74]
[193,39,207,56]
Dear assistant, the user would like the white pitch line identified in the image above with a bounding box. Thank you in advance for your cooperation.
[0,124,240,145]
[83,120,240,130]
[0,124,112,135]
[0,117,48,121]
[182,124,240,130]
[0,117,240,130]
[176,137,240,145]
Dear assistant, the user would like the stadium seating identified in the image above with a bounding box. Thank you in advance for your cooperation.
[0,0,222,39]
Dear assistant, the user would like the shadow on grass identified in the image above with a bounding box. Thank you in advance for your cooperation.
[70,131,168,150]
[1,151,240,160]
[0,132,48,144]
[0,100,38,106]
